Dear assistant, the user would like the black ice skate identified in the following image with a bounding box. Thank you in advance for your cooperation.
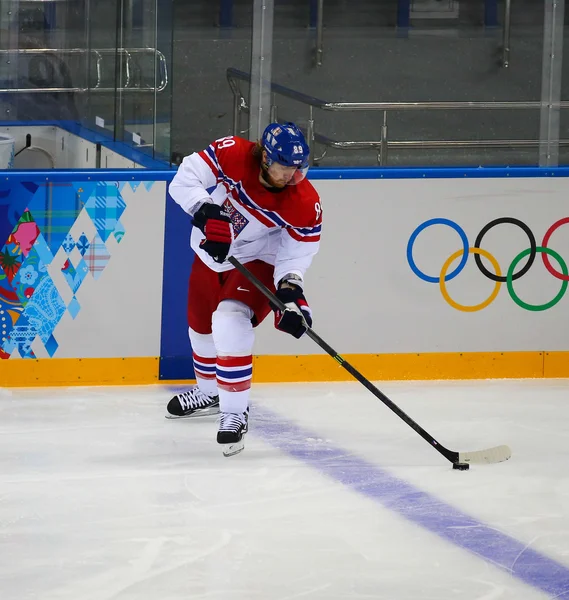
[166,387,220,419]
[217,409,249,457]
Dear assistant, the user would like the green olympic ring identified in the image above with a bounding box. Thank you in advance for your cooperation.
[507,247,568,311]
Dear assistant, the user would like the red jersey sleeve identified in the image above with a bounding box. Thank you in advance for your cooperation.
[284,184,323,243]
[198,136,250,182]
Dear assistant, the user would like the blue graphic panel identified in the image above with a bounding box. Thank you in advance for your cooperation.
[0,182,39,250]
[67,296,81,320]
[27,183,83,255]
[24,274,66,347]
[84,232,110,280]
[0,270,24,358]
[0,179,132,359]
[62,233,76,254]
[84,183,126,242]
[113,220,125,243]
[76,233,90,256]
[3,314,36,358]
[61,258,89,294]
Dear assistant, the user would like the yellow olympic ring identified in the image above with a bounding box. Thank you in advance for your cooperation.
[439,248,502,312]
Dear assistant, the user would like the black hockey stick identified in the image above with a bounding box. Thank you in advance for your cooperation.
[228,256,511,468]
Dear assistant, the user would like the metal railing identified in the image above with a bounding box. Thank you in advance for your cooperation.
[502,0,512,67]
[0,48,168,93]
[227,67,569,166]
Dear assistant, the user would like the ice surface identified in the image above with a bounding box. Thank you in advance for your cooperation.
[1,379,568,599]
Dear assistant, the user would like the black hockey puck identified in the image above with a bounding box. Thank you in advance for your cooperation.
[453,463,470,471]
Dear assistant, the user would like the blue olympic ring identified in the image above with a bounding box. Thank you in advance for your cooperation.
[406,218,469,283]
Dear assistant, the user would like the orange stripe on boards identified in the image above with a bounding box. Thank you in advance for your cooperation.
[2,352,568,388]
[543,352,569,378]
[0,357,159,387]
[252,352,546,382]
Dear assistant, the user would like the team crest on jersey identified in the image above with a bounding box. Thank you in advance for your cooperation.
[222,199,249,237]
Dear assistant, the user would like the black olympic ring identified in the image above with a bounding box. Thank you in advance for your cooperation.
[473,217,537,283]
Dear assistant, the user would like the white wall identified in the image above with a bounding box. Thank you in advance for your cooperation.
[253,177,569,355]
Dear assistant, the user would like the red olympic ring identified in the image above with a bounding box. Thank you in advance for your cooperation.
[542,217,569,281]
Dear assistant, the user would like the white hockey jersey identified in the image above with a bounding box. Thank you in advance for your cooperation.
[168,135,322,287]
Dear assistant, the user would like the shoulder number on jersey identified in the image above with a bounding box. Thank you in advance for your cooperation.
[314,202,322,221]
[216,136,236,149]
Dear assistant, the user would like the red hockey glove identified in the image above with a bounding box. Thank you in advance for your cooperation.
[272,285,312,339]
[193,203,233,264]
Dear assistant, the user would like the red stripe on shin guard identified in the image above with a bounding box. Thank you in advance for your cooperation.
[216,355,252,368]
[216,355,252,393]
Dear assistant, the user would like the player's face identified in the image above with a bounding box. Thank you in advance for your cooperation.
[265,162,298,188]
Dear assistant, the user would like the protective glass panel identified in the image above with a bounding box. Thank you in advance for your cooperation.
[0,0,173,168]
[169,1,252,162]
[263,0,546,167]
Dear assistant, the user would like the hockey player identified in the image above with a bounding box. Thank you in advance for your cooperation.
[167,122,322,455]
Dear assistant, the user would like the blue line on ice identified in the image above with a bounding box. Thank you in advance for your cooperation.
[254,406,569,598]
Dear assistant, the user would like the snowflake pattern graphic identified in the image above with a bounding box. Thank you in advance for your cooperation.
[0,180,133,359]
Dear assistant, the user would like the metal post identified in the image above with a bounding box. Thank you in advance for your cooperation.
[502,0,511,67]
[249,0,274,141]
[233,94,240,136]
[152,0,159,157]
[316,0,324,67]
[539,0,565,166]
[114,0,126,142]
[85,0,92,99]
[307,105,315,166]
[270,94,277,122]
[380,110,388,166]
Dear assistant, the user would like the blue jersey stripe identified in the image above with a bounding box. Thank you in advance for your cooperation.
[294,224,322,235]
[205,145,307,230]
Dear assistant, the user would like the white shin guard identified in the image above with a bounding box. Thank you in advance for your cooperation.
[211,300,254,414]
[211,300,255,354]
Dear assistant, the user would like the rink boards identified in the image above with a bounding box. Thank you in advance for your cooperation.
[2,167,569,385]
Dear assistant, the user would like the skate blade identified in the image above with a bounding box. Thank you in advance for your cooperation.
[222,439,245,457]
[165,407,220,420]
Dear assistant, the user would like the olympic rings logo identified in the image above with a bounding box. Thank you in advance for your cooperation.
[406,217,569,312]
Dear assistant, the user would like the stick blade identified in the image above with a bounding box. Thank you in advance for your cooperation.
[459,444,511,465]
